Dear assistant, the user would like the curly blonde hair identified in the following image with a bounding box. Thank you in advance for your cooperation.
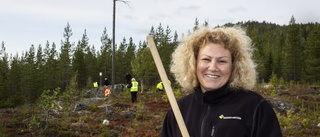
[170,26,257,91]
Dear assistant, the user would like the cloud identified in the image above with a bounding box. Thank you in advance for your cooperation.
[2,0,320,55]
[227,6,247,13]
[176,5,200,16]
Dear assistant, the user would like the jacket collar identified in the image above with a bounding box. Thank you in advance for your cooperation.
[194,84,233,105]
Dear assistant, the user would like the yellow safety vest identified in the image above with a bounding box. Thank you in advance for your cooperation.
[156,82,163,90]
[93,82,98,88]
[130,81,138,92]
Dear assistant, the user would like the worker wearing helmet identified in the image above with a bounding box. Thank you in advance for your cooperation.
[130,78,139,103]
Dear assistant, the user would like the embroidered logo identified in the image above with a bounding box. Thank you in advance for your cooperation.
[219,114,241,120]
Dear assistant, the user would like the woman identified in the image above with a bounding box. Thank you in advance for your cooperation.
[160,26,282,137]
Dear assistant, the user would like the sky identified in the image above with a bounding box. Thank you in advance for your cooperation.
[1,0,320,56]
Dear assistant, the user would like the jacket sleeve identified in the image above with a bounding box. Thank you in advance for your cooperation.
[160,109,182,137]
[252,99,283,137]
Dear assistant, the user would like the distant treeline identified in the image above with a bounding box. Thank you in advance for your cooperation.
[0,16,319,106]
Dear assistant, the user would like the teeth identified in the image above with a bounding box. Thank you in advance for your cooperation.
[206,74,219,78]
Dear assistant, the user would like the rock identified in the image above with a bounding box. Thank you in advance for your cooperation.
[267,98,300,114]
[276,89,290,96]
[98,104,113,115]
[102,119,110,125]
[53,100,63,110]
[82,97,104,104]
[120,108,136,120]
[262,84,271,89]
[114,84,125,92]
[292,124,304,130]
[156,125,163,130]
[74,103,86,112]
[85,90,91,95]
[297,94,316,101]
[75,110,91,114]
[310,85,319,91]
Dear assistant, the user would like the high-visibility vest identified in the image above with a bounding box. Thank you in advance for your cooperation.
[156,82,163,90]
[93,82,98,88]
[130,81,138,92]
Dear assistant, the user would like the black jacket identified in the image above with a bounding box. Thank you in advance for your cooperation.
[160,85,282,137]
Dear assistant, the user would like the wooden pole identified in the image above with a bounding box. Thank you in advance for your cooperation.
[146,35,190,137]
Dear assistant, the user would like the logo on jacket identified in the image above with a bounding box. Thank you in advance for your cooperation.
[219,114,241,120]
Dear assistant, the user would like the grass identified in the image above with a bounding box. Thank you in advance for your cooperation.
[257,84,320,137]
[0,84,319,136]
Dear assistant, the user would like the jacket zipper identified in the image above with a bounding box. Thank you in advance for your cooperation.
[200,105,211,137]
[211,126,215,137]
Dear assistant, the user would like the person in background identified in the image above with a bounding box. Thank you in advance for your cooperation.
[104,78,109,86]
[156,80,171,92]
[160,26,282,137]
[156,81,164,92]
[93,82,98,88]
[93,82,99,97]
[130,78,139,103]
[125,73,132,84]
[104,85,111,97]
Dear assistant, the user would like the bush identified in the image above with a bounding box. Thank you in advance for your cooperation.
[1,94,26,108]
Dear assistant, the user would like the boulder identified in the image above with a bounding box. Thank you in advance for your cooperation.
[267,98,300,114]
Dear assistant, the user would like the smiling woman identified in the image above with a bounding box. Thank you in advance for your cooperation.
[196,42,232,92]
[160,26,283,137]
[170,26,257,91]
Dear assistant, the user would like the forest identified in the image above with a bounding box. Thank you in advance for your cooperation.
[0,16,320,136]
[0,16,320,107]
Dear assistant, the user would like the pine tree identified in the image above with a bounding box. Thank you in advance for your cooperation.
[58,23,73,91]
[304,24,320,82]
[21,45,37,102]
[72,30,89,90]
[115,37,127,83]
[85,45,98,87]
[8,54,22,97]
[0,42,10,103]
[131,43,157,86]
[124,37,136,79]
[35,44,45,97]
[98,27,112,84]
[155,23,165,47]
[43,41,58,89]
[193,18,199,31]
[283,16,303,81]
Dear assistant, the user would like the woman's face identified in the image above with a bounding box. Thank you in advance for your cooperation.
[196,43,232,92]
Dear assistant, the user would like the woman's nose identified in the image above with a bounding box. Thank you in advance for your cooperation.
[208,61,218,71]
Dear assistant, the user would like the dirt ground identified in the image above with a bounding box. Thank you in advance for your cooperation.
[0,85,319,136]
[0,91,171,137]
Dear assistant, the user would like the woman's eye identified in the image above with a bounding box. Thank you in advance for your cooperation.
[202,58,210,61]
[219,60,227,63]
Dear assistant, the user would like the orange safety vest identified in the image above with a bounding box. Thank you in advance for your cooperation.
[104,86,111,97]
